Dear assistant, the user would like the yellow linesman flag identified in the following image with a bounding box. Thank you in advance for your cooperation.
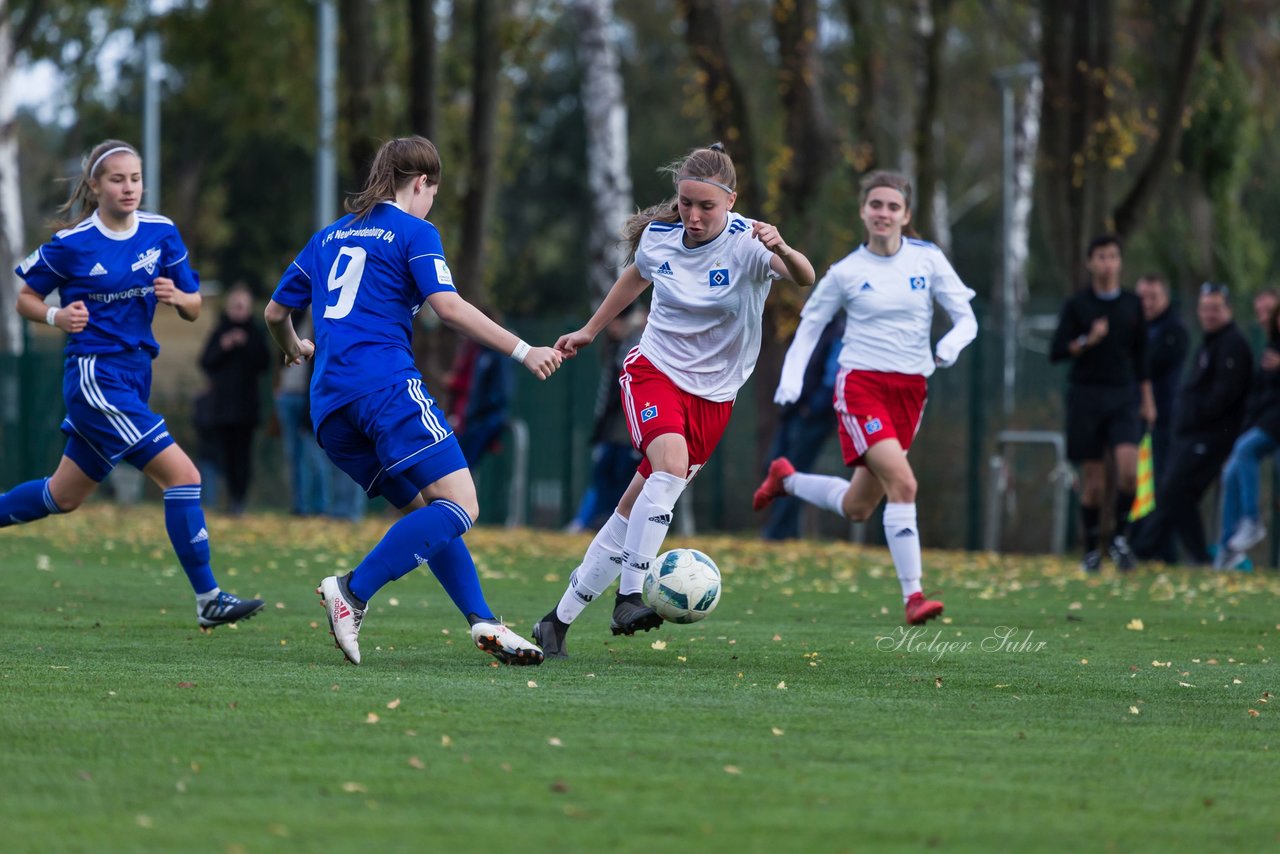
[1129,432,1155,522]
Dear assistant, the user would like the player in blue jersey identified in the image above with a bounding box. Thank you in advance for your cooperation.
[265,136,560,666]
[0,139,264,630]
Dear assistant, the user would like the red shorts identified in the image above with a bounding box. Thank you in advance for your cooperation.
[834,369,928,466]
[619,350,734,478]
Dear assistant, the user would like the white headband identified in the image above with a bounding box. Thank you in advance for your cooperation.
[676,174,734,194]
[90,146,138,176]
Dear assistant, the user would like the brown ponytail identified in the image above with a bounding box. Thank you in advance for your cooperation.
[346,136,442,220]
[622,142,737,262]
[53,139,140,230]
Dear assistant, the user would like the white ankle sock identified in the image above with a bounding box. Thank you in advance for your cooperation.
[620,471,687,595]
[883,502,922,601]
[786,472,849,518]
[195,587,220,607]
[556,512,628,624]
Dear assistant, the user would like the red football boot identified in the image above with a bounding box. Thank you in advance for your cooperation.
[904,592,944,625]
[752,457,797,511]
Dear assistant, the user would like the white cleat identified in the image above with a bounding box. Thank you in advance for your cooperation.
[317,576,364,665]
[1227,518,1267,553]
[470,621,544,666]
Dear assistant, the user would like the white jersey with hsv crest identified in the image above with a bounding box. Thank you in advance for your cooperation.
[776,238,977,399]
[632,213,781,402]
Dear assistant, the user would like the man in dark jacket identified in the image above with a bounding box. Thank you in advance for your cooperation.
[1050,235,1155,572]
[1136,274,1189,485]
[1132,283,1253,565]
[199,284,271,514]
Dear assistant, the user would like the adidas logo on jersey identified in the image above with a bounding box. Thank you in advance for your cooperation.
[895,528,916,538]
[648,513,672,526]
[189,527,209,544]
[860,281,873,291]
[89,262,108,276]
[655,261,674,276]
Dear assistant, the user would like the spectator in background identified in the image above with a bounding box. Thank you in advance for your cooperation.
[1049,235,1154,573]
[1135,274,1189,485]
[446,306,513,469]
[567,305,646,533]
[760,313,844,540]
[1215,300,1280,569]
[273,309,330,516]
[199,283,270,514]
[1132,283,1253,565]
[1253,289,1278,342]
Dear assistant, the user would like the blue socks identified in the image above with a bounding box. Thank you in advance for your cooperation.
[348,499,492,619]
[0,478,63,527]
[163,485,217,595]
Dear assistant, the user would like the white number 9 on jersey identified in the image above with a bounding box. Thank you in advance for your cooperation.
[323,246,367,320]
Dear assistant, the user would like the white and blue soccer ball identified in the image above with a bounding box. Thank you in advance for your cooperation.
[642,548,722,624]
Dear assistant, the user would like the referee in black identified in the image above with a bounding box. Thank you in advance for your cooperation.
[1050,235,1155,572]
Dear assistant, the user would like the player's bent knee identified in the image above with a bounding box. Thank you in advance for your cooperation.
[844,496,874,522]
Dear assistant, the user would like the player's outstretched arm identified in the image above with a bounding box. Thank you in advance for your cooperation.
[427,291,562,380]
[752,221,815,287]
[555,264,650,357]
[264,299,315,366]
[16,285,89,333]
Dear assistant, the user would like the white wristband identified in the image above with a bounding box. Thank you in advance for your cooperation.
[46,306,59,327]
[510,339,531,363]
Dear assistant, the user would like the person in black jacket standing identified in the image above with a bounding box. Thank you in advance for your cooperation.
[200,284,271,514]
[1214,300,1280,568]
[1050,235,1155,572]
[1132,283,1253,565]
[1136,274,1189,485]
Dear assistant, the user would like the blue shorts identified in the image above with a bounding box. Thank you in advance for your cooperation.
[60,351,175,482]
[317,378,467,508]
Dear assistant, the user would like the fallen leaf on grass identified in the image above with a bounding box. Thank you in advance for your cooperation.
[341,782,366,793]
[365,713,379,724]
[548,737,563,747]
[527,681,538,688]
[408,757,424,769]
[1126,619,1144,631]
[177,682,196,688]
[723,765,741,775]
[1248,709,1261,718]
[776,681,787,690]
[386,698,401,709]
[771,727,784,736]
[651,641,667,650]
[935,677,943,689]
[1178,682,1196,688]
[550,780,569,793]
[1129,706,1141,715]
[441,735,453,747]
[135,815,153,829]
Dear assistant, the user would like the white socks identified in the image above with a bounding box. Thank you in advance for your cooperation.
[619,471,687,595]
[883,502,922,600]
[556,512,628,624]
[786,472,849,517]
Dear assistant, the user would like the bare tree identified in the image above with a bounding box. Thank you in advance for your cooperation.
[0,0,37,356]
[912,0,952,245]
[407,0,437,141]
[457,0,502,302]
[573,0,632,305]
[772,0,831,222]
[341,0,378,188]
[841,0,882,172]
[1111,0,1211,240]
[678,0,760,212]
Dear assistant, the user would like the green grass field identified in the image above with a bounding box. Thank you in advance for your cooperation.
[3,505,1278,853]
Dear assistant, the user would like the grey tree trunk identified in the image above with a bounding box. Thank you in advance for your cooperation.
[0,3,24,356]
[457,0,502,303]
[407,0,437,141]
[1011,71,1042,312]
[572,0,632,306]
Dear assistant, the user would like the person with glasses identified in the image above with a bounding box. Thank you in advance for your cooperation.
[1131,283,1253,565]
[1050,235,1155,572]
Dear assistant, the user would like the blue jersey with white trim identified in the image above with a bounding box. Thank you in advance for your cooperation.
[271,202,457,428]
[15,211,198,357]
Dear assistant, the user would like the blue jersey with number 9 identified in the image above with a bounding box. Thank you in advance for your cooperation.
[271,201,456,429]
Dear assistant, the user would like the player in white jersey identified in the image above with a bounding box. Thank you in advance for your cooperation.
[532,144,816,658]
[753,170,977,625]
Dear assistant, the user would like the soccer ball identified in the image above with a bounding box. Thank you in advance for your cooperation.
[642,548,722,624]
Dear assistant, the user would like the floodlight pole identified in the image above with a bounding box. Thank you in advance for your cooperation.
[143,30,162,212]
[316,0,338,229]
